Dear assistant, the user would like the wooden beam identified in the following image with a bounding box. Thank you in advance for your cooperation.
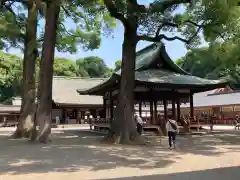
[163,99,168,120]
[190,91,194,123]
[134,91,189,101]
[172,99,176,119]
[109,91,113,121]
[103,98,106,118]
[154,100,157,120]
[150,100,153,124]
[139,101,142,116]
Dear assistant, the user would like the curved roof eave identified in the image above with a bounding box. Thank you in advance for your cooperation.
[160,44,189,75]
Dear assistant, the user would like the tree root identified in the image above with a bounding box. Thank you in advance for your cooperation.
[11,128,23,139]
[30,128,38,141]
[38,136,52,144]
[11,128,36,140]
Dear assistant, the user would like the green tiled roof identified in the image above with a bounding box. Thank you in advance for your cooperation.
[77,43,228,95]
[134,69,227,86]
[116,42,188,74]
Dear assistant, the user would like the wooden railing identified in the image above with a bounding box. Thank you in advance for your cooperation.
[91,118,111,125]
[90,118,162,135]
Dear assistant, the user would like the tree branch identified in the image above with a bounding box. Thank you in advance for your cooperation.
[31,0,45,16]
[155,21,178,36]
[138,20,204,44]
[61,5,71,17]
[103,0,129,27]
[185,20,226,40]
[138,34,189,43]
[1,1,25,39]
[150,0,192,12]
[131,0,192,13]
[58,23,94,38]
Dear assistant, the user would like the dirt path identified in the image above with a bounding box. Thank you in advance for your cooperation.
[0,130,239,180]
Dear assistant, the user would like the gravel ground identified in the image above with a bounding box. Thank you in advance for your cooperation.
[0,129,239,180]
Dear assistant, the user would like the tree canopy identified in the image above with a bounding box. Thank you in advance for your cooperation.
[76,56,112,77]
[114,60,121,72]
[176,40,240,89]
[104,0,240,47]
[0,0,116,53]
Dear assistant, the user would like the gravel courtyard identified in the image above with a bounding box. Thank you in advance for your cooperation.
[0,129,239,180]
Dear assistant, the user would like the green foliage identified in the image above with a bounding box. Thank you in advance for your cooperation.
[104,0,240,47]
[114,60,121,71]
[76,56,112,77]
[0,51,113,102]
[54,58,77,76]
[0,51,23,102]
[56,0,116,52]
[178,40,240,88]
[0,0,116,53]
[0,2,26,50]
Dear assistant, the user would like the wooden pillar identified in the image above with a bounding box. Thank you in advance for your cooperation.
[163,99,168,135]
[109,91,113,121]
[172,99,176,119]
[61,108,66,124]
[103,98,106,118]
[150,100,154,124]
[163,99,168,120]
[139,101,142,117]
[190,91,194,124]
[154,100,157,123]
[177,99,181,122]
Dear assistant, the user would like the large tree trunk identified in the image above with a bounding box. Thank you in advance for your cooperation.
[36,1,60,143]
[107,27,144,144]
[12,2,37,139]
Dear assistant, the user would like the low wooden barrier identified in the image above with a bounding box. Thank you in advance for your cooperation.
[90,118,162,135]
[1,122,17,127]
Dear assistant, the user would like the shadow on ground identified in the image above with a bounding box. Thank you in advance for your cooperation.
[0,130,239,175]
[97,166,240,180]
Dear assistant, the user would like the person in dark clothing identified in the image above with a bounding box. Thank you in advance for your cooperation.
[166,116,179,149]
[234,115,240,130]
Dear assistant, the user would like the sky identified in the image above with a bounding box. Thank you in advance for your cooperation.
[54,0,188,68]
[54,0,189,68]
[9,0,191,68]
[54,23,188,67]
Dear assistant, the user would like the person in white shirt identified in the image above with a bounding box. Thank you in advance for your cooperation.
[135,114,143,135]
[55,116,60,125]
[166,115,179,149]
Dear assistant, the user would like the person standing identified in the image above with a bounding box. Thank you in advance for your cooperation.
[166,116,179,149]
[135,114,143,135]
[55,116,60,125]
[234,115,240,130]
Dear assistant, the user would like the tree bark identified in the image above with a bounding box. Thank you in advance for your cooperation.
[106,26,145,144]
[36,1,60,143]
[11,1,37,139]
